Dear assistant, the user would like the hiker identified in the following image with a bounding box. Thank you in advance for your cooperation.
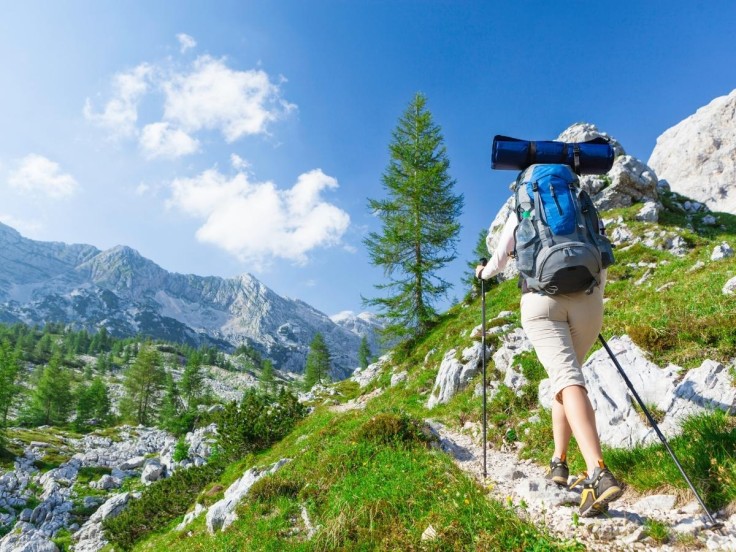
[475,211,624,517]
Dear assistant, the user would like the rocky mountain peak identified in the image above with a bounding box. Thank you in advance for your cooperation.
[78,245,168,300]
[648,88,736,214]
[556,122,626,157]
[0,224,374,378]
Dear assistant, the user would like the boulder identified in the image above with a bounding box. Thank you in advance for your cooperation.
[206,459,290,533]
[119,456,146,470]
[492,328,533,375]
[0,531,59,552]
[73,493,131,552]
[711,242,734,261]
[635,201,661,223]
[593,155,660,211]
[427,343,487,409]
[90,474,121,490]
[648,88,736,215]
[540,336,736,448]
[141,459,165,485]
[723,276,736,295]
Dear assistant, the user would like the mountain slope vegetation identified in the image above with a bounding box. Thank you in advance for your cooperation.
[117,197,735,550]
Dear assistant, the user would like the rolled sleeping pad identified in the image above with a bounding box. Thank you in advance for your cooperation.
[491,135,614,174]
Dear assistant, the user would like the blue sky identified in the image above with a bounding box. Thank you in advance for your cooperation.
[1,1,735,317]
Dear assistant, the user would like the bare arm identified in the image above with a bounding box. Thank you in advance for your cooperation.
[476,215,516,280]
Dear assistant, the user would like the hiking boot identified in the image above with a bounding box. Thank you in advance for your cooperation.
[545,457,569,487]
[579,467,624,517]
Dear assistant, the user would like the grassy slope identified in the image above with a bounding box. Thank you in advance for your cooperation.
[132,199,736,551]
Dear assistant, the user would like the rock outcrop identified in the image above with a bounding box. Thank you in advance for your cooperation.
[648,88,736,215]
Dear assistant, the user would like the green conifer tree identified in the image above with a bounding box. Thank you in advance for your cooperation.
[364,92,463,339]
[303,333,331,390]
[159,372,185,433]
[119,345,165,426]
[23,353,73,426]
[260,359,276,392]
[0,341,21,430]
[463,228,494,299]
[181,355,206,407]
[358,336,372,369]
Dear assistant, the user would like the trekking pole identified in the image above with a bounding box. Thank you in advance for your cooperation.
[598,334,722,527]
[479,258,488,479]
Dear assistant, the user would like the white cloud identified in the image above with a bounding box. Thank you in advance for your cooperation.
[177,33,197,53]
[0,213,42,235]
[168,167,350,267]
[162,56,296,142]
[140,122,200,158]
[230,153,251,171]
[8,155,79,198]
[83,63,153,137]
[86,50,295,159]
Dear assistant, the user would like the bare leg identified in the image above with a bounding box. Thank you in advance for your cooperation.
[561,385,603,474]
[552,399,572,460]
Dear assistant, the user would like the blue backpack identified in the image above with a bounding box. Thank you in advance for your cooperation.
[513,164,615,295]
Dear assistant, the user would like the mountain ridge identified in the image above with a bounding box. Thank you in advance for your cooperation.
[0,222,378,378]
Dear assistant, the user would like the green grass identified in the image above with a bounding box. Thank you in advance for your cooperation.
[601,207,736,367]
[132,407,578,551]
[605,411,736,509]
[642,518,670,544]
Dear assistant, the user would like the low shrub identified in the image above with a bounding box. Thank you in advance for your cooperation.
[247,474,302,502]
[172,437,189,463]
[355,412,431,447]
[216,388,306,462]
[102,463,222,550]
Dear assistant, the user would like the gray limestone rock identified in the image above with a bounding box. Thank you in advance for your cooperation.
[351,354,391,388]
[427,344,486,409]
[0,532,59,552]
[711,242,734,261]
[631,494,677,514]
[635,201,661,223]
[649,88,736,215]
[141,459,165,485]
[206,459,290,534]
[492,328,533,375]
[723,276,736,295]
[593,156,659,211]
[390,371,408,387]
[540,336,736,448]
[118,455,146,470]
[73,493,131,552]
[90,474,121,490]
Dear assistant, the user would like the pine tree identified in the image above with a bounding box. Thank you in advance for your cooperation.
[75,376,112,431]
[23,353,73,426]
[180,355,206,408]
[303,333,330,390]
[260,359,275,392]
[463,228,494,300]
[159,372,185,433]
[364,92,463,339]
[119,345,165,426]
[0,341,21,428]
[88,376,112,425]
[358,336,372,369]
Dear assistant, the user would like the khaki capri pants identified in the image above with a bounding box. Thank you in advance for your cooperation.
[520,285,604,402]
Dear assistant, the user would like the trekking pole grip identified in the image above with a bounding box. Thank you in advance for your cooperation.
[477,258,488,279]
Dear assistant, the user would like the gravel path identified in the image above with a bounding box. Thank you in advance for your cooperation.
[427,420,736,551]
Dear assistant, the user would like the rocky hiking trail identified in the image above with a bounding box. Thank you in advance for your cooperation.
[427,420,736,551]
